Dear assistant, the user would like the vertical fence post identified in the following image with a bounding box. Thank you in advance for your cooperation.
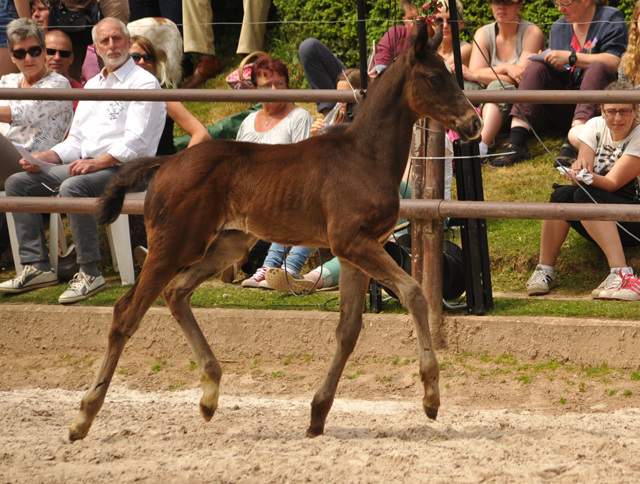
[411,119,445,348]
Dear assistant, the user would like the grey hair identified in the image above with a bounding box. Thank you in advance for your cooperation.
[6,18,45,52]
[91,17,130,43]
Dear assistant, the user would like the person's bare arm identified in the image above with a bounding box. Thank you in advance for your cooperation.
[166,101,210,148]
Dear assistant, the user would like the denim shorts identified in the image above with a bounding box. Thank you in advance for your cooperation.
[0,0,19,48]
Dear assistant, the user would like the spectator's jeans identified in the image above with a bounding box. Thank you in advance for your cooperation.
[5,164,121,266]
[509,61,617,132]
[299,38,346,113]
[264,243,313,274]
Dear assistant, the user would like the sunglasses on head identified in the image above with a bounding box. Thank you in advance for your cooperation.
[130,52,154,63]
[46,48,72,58]
[11,46,43,60]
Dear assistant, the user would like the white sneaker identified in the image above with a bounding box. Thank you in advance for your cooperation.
[58,272,106,304]
[0,265,58,294]
[592,269,625,299]
[241,266,268,288]
[526,265,557,296]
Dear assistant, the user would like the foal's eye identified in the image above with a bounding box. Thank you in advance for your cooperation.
[428,76,440,86]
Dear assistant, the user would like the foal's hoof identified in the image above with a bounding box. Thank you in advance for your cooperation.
[69,423,88,442]
[423,404,438,421]
[306,425,324,438]
[200,403,215,422]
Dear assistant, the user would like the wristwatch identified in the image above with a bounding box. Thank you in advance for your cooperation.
[569,52,577,67]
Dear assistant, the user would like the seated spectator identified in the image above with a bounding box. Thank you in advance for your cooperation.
[299,0,418,115]
[0,18,166,303]
[216,55,313,288]
[461,0,544,157]
[526,82,640,300]
[127,34,210,253]
[30,0,49,31]
[45,29,82,112]
[130,35,209,154]
[309,68,360,135]
[619,0,640,88]
[0,18,73,258]
[431,0,472,71]
[492,0,627,168]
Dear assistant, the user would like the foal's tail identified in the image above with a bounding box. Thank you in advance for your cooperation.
[96,156,167,226]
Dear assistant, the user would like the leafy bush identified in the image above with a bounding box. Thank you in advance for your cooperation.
[272,0,635,68]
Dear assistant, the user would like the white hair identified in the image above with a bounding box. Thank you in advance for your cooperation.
[91,17,130,44]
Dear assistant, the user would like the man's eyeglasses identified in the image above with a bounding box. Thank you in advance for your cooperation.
[130,52,154,63]
[603,108,635,117]
[432,17,463,27]
[11,46,43,60]
[553,0,575,7]
[490,0,519,6]
[46,48,72,58]
[256,81,287,90]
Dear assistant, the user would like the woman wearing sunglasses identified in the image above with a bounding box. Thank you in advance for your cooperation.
[0,18,72,156]
[527,82,640,300]
[462,0,544,158]
[432,0,472,70]
[129,35,209,156]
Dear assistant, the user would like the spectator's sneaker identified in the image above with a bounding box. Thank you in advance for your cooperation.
[258,278,273,290]
[241,266,268,288]
[265,267,317,294]
[609,274,640,301]
[490,143,531,168]
[592,269,624,299]
[134,246,149,266]
[58,272,106,304]
[0,264,58,294]
[526,265,557,296]
[554,141,579,168]
[220,262,239,283]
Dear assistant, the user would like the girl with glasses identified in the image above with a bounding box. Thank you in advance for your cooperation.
[461,0,544,158]
[526,82,640,300]
[432,0,472,69]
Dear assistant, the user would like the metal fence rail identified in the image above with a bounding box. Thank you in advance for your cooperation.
[1,197,639,223]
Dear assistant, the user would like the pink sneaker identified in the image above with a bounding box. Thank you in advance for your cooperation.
[609,274,640,301]
[241,266,268,288]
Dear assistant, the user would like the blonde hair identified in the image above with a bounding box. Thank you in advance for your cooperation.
[621,2,640,86]
[439,0,464,15]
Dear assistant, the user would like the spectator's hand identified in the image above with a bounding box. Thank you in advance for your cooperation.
[561,168,579,185]
[310,119,325,137]
[504,64,525,85]
[572,157,590,172]
[19,158,40,173]
[544,50,571,69]
[68,159,102,176]
[19,151,61,173]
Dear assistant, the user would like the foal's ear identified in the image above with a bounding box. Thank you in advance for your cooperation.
[414,23,443,59]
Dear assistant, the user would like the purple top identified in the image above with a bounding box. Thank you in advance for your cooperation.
[375,25,412,66]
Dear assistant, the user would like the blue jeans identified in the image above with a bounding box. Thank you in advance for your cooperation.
[0,0,18,48]
[263,243,312,274]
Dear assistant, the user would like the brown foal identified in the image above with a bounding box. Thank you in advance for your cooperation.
[69,24,482,441]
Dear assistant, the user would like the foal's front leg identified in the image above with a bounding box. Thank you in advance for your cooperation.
[307,261,370,437]
[337,238,440,420]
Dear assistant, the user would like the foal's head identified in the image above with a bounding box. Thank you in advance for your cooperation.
[405,24,482,141]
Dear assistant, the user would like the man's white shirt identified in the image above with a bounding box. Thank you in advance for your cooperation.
[52,57,166,164]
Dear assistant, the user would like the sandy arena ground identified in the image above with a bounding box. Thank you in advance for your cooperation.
[1,306,640,483]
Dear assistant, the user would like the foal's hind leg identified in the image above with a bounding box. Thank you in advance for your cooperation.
[161,230,257,422]
[335,237,440,420]
[69,257,182,441]
[307,260,370,437]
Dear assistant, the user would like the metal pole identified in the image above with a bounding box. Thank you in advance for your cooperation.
[357,0,368,90]
[411,120,427,287]
[448,0,464,89]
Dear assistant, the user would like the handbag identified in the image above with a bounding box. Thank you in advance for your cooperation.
[225,51,268,90]
[48,0,102,46]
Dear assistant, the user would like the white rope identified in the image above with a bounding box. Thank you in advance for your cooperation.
[412,152,515,160]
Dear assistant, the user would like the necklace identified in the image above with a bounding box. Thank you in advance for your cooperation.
[21,68,50,88]
[574,22,589,36]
